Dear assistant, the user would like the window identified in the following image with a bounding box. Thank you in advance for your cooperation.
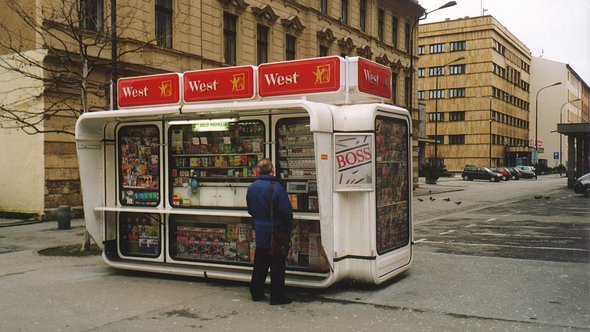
[492,39,505,55]
[450,41,466,51]
[404,23,410,51]
[418,45,425,55]
[429,89,444,99]
[223,13,237,65]
[360,0,367,32]
[392,73,398,104]
[392,17,398,48]
[449,135,465,145]
[404,76,410,107]
[429,66,444,76]
[449,111,465,121]
[155,0,173,48]
[429,43,444,53]
[320,45,329,57]
[417,68,425,77]
[320,0,328,14]
[428,113,444,122]
[418,90,424,100]
[377,9,384,41]
[341,0,349,24]
[449,88,465,98]
[286,34,296,60]
[256,25,268,65]
[80,0,103,31]
[429,135,444,144]
[450,64,465,75]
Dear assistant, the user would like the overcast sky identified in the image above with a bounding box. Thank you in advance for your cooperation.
[418,0,590,84]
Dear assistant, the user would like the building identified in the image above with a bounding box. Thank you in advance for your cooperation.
[0,0,424,219]
[530,56,589,171]
[417,16,532,172]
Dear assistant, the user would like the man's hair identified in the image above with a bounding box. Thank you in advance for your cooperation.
[258,158,273,175]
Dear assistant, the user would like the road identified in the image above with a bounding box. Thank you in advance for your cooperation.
[0,175,588,331]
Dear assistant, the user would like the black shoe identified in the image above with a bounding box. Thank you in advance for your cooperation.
[251,294,267,302]
[270,297,292,305]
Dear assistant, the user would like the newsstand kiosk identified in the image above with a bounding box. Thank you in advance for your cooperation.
[76,56,412,288]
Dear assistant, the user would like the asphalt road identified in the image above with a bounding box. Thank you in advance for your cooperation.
[0,175,588,331]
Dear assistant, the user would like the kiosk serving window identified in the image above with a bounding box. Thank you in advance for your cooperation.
[168,120,265,208]
[375,116,410,254]
[117,125,161,206]
[276,118,319,212]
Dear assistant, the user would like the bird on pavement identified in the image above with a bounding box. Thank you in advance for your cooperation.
[443,198,451,201]
[455,201,462,205]
[544,196,550,199]
[417,198,423,201]
[429,197,435,201]
[534,195,543,199]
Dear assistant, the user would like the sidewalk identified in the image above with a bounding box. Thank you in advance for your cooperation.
[414,175,466,196]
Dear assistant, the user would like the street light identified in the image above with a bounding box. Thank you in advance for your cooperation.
[534,82,562,164]
[558,98,581,172]
[434,56,465,168]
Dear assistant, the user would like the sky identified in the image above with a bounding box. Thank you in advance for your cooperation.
[417,0,590,84]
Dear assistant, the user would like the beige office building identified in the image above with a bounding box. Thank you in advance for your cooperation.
[0,0,423,219]
[418,16,532,172]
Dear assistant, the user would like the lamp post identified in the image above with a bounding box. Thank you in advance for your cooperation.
[433,56,464,168]
[558,98,581,173]
[534,81,561,164]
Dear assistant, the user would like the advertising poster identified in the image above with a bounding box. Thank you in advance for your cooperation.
[334,133,374,191]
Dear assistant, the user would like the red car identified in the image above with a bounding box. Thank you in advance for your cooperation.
[491,167,511,181]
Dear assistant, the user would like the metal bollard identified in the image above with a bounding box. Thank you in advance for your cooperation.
[57,205,71,230]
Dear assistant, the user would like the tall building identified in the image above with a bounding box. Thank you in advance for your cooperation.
[418,16,532,172]
[0,0,424,219]
[530,57,588,169]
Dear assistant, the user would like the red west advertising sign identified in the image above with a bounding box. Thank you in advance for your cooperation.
[258,56,343,97]
[118,73,181,108]
[183,66,255,103]
[357,58,392,99]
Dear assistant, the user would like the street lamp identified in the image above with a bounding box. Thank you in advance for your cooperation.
[558,98,581,172]
[434,56,465,168]
[534,82,561,164]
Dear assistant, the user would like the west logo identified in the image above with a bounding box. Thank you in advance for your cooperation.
[186,79,219,93]
[314,64,331,84]
[230,73,246,92]
[363,69,379,85]
[121,86,149,98]
[264,72,300,86]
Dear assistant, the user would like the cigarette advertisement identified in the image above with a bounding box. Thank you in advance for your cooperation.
[334,133,374,191]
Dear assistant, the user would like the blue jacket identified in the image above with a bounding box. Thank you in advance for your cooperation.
[246,174,293,248]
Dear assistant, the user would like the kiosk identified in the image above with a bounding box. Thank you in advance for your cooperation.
[76,56,412,288]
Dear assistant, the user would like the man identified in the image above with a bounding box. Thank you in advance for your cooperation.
[246,158,293,305]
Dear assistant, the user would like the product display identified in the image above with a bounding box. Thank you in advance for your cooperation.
[276,118,319,212]
[118,212,161,257]
[118,125,160,206]
[375,117,410,253]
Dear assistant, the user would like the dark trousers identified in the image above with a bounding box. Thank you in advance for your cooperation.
[250,247,286,301]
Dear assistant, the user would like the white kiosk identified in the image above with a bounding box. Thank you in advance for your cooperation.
[76,56,412,288]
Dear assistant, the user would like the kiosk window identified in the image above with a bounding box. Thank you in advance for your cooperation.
[118,212,162,258]
[168,120,264,208]
[375,117,410,254]
[117,125,161,206]
[276,118,318,212]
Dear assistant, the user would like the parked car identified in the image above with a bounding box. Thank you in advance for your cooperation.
[515,166,537,179]
[462,166,503,182]
[491,167,511,181]
[507,167,521,180]
[574,173,590,197]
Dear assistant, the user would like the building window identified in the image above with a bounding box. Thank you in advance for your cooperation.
[418,45,425,55]
[404,23,410,51]
[286,34,296,60]
[256,25,268,65]
[223,13,237,65]
[428,113,444,122]
[320,0,328,14]
[449,111,465,121]
[341,0,349,24]
[418,68,425,77]
[377,9,384,41]
[392,16,398,48]
[392,72,398,104]
[449,135,465,144]
[429,43,444,53]
[360,0,367,32]
[155,0,173,48]
[450,64,465,75]
[492,39,505,55]
[429,89,444,99]
[320,45,329,57]
[418,90,424,100]
[449,88,465,98]
[80,0,103,31]
[429,66,444,76]
[450,41,466,51]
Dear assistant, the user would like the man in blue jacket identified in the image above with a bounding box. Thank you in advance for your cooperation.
[247,158,293,305]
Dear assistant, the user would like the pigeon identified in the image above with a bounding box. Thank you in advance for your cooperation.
[417,198,423,201]
[544,196,550,199]
[455,201,462,205]
[429,190,432,194]
[429,197,435,201]
[443,198,451,201]
[534,195,543,199]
